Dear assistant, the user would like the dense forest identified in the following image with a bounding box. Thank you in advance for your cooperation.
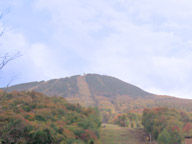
[142,107,192,144]
[0,90,101,144]
[1,89,192,144]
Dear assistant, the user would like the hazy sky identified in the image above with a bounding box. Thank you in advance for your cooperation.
[1,0,192,99]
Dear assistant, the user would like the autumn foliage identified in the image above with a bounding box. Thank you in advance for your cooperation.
[142,107,192,144]
[0,91,101,144]
[112,112,142,128]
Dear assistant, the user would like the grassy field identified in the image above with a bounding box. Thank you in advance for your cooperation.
[100,124,148,144]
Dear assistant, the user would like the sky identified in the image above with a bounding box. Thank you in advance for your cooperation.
[0,0,192,99]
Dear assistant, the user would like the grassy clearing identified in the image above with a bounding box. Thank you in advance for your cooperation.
[100,124,148,144]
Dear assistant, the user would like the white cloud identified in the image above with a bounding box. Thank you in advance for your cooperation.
[0,30,64,86]
[1,0,192,99]
[32,0,192,99]
[0,30,28,53]
[29,43,67,78]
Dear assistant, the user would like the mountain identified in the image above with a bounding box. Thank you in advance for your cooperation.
[6,74,153,107]
[7,74,153,98]
[5,74,192,122]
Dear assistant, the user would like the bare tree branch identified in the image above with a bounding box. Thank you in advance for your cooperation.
[0,52,22,71]
[0,74,19,102]
[0,11,22,71]
[0,52,21,101]
[0,10,21,103]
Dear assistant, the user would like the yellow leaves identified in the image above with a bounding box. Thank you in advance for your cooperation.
[63,128,75,138]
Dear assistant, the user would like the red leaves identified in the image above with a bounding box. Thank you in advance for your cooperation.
[171,125,180,132]
[80,129,97,142]
[183,122,192,133]
[0,91,101,143]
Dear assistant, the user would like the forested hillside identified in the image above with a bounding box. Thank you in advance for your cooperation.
[6,74,192,123]
[0,90,101,144]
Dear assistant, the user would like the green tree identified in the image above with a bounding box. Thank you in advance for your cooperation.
[169,131,182,144]
[157,129,171,144]
[32,129,53,144]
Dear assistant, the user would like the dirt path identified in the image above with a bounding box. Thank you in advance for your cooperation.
[100,124,148,144]
[76,76,95,106]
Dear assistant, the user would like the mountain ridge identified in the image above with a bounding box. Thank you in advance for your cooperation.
[6,74,154,98]
[3,74,192,122]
